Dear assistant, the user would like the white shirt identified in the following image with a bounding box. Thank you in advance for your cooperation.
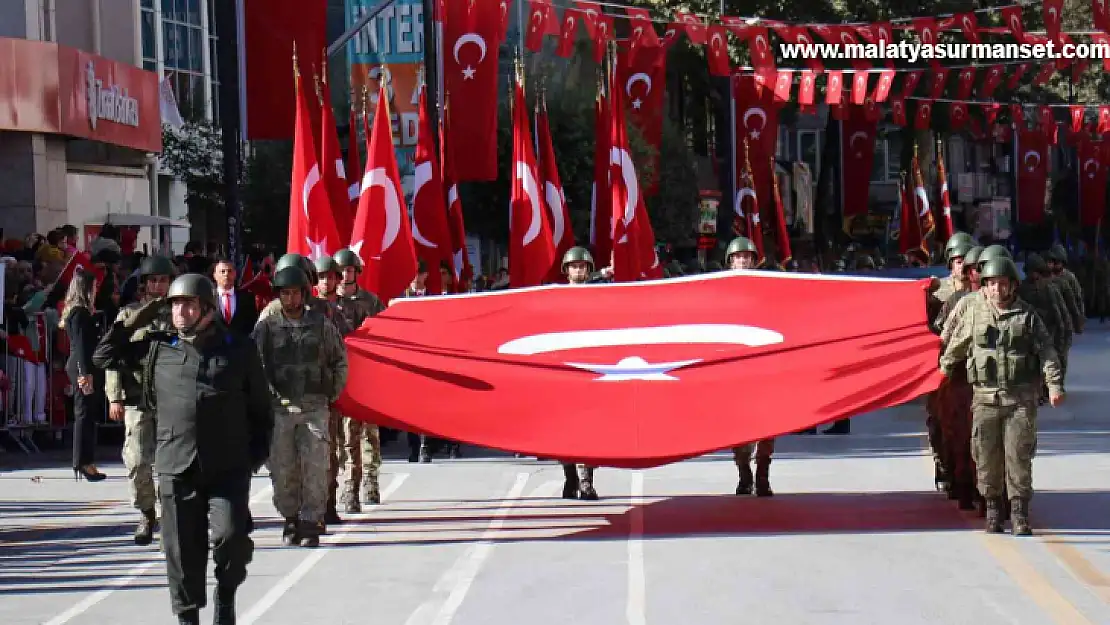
[217,288,236,320]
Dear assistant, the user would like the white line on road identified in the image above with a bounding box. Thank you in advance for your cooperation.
[404,472,530,625]
[239,474,409,625]
[42,484,274,625]
[626,471,646,625]
[527,478,562,499]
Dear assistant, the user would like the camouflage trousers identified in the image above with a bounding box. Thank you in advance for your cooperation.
[732,439,775,468]
[970,395,1038,501]
[335,415,382,506]
[268,405,330,523]
[938,375,975,487]
[562,463,595,485]
[122,407,157,511]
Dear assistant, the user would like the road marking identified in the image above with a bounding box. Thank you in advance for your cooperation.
[240,474,408,625]
[43,485,274,625]
[403,472,530,625]
[979,534,1093,625]
[1043,539,1110,606]
[626,471,646,625]
[526,478,562,499]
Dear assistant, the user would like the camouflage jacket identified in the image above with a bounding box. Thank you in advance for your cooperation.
[938,290,981,347]
[334,287,385,334]
[929,274,968,322]
[105,300,173,405]
[251,305,348,406]
[1051,273,1084,334]
[1018,279,1067,350]
[940,295,1063,402]
[1063,268,1085,316]
[1045,280,1074,341]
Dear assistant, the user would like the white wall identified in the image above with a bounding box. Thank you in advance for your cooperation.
[66,169,153,251]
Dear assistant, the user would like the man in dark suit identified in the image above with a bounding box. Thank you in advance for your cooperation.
[92,274,273,625]
[212,258,258,336]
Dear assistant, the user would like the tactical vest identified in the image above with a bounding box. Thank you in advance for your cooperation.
[968,307,1039,388]
[269,310,332,401]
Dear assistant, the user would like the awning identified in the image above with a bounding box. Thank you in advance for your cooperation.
[83,214,191,228]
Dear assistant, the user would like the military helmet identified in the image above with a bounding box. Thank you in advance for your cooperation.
[979,257,1021,284]
[946,231,976,248]
[561,246,594,273]
[166,273,217,309]
[314,254,339,276]
[1024,252,1049,275]
[725,237,759,260]
[139,255,175,279]
[963,246,984,268]
[944,237,974,264]
[275,253,306,273]
[1046,243,1068,263]
[272,266,310,291]
[333,248,361,270]
[977,244,1012,267]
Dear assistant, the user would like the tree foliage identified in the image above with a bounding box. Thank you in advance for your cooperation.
[242,141,294,251]
[160,121,225,217]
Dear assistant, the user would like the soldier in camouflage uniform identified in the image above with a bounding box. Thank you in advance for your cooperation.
[559,247,601,500]
[1019,254,1070,385]
[940,257,1065,536]
[925,232,976,491]
[1044,245,1083,378]
[252,266,348,548]
[331,249,386,512]
[105,255,176,545]
[933,245,982,510]
[311,255,353,526]
[725,237,775,497]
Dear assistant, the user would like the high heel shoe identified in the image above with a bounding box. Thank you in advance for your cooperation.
[73,466,106,482]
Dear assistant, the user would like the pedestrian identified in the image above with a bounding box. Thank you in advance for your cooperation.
[92,273,273,625]
[939,257,1064,536]
[61,270,106,482]
[104,255,175,545]
[252,266,347,547]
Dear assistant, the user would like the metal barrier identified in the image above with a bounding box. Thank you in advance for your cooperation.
[0,311,65,455]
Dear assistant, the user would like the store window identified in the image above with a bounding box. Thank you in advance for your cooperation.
[161,0,210,121]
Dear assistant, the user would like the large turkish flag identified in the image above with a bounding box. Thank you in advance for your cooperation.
[336,272,942,468]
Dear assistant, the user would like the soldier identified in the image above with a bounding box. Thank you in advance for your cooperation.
[940,257,1064,535]
[105,255,175,545]
[253,266,348,547]
[257,253,323,321]
[724,237,775,496]
[559,247,602,500]
[92,274,273,625]
[1022,253,1072,387]
[332,248,386,512]
[925,232,976,490]
[1046,243,1085,332]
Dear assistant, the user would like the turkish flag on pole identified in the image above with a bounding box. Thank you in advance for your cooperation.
[509,79,556,288]
[608,73,648,282]
[443,0,501,181]
[287,67,343,261]
[936,144,955,241]
[770,163,792,265]
[440,115,473,289]
[590,93,613,270]
[536,102,573,283]
[411,88,455,295]
[1017,127,1049,224]
[1078,137,1108,227]
[337,273,942,468]
[351,86,417,304]
[617,43,666,193]
[733,74,779,223]
[347,102,363,225]
[898,174,925,256]
[318,77,353,247]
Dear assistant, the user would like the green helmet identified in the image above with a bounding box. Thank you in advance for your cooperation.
[561,246,594,273]
[1024,252,1049,275]
[275,253,306,273]
[726,237,758,259]
[979,257,1021,284]
[139,255,175,279]
[334,248,361,271]
[1046,243,1067,263]
[977,244,1012,267]
[314,254,339,277]
[272,266,310,290]
[166,273,217,309]
[963,246,984,267]
[944,237,974,264]
[947,231,976,248]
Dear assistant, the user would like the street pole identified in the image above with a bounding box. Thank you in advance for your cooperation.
[326,0,399,58]
[215,0,242,264]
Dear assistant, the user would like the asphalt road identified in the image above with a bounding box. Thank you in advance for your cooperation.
[3,325,1110,625]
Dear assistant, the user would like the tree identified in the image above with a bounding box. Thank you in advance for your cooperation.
[241,141,294,251]
[160,121,225,222]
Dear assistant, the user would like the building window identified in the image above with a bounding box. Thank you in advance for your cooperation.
[161,0,208,121]
[141,3,157,69]
[797,130,820,178]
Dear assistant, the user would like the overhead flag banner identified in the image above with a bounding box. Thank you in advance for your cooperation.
[347,0,426,203]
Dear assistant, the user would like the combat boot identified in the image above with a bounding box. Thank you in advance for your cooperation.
[299,521,321,548]
[281,517,299,546]
[955,481,976,511]
[934,461,950,492]
[735,464,753,495]
[177,609,200,625]
[134,508,157,546]
[325,506,343,526]
[562,465,579,499]
[363,482,381,505]
[213,586,236,625]
[984,498,1004,533]
[755,462,773,497]
[578,481,599,500]
[1011,498,1032,536]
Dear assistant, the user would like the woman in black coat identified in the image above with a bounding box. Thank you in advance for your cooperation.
[61,271,106,481]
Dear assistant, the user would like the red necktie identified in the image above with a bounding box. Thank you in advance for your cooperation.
[223,292,232,322]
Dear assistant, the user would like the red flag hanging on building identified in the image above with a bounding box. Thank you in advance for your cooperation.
[733,74,779,222]
[318,75,353,247]
[536,99,574,283]
[350,85,417,304]
[336,272,943,468]
[509,78,556,287]
[1016,127,1049,224]
[839,105,878,219]
[1078,137,1108,227]
[616,42,666,194]
[443,0,501,181]
[287,61,343,262]
[411,88,455,295]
